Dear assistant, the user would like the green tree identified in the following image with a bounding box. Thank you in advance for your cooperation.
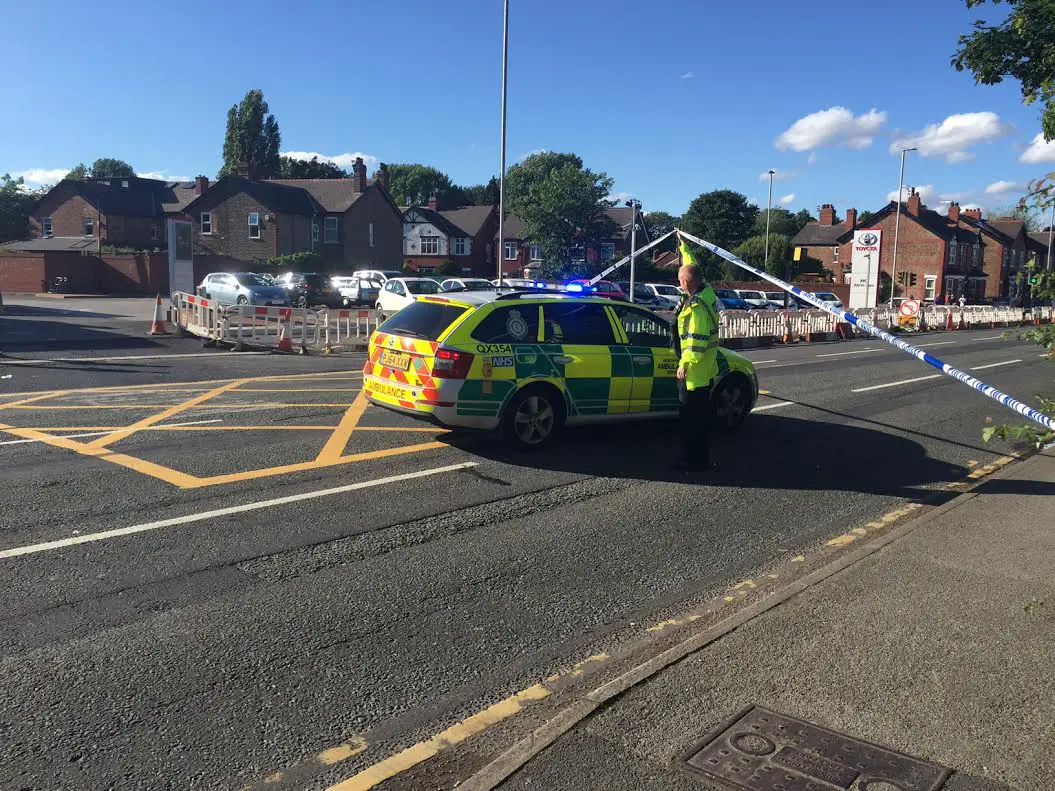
[89,158,135,179]
[503,152,616,277]
[679,190,760,281]
[462,177,500,205]
[66,163,88,181]
[386,164,465,208]
[278,156,345,179]
[643,210,680,239]
[732,233,792,277]
[219,89,282,179]
[793,208,816,233]
[991,203,1043,231]
[750,208,798,237]
[857,210,875,225]
[0,174,39,243]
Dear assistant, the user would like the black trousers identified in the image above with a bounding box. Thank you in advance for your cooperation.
[678,381,712,466]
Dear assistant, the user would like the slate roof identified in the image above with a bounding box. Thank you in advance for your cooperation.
[1,236,100,252]
[439,205,494,236]
[496,216,527,240]
[403,206,471,238]
[792,222,848,246]
[269,178,368,213]
[182,176,322,216]
[982,218,1024,243]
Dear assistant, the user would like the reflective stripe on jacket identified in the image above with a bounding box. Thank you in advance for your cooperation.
[676,291,720,390]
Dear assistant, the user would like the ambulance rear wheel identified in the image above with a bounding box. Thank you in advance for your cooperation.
[712,373,751,430]
[502,386,564,449]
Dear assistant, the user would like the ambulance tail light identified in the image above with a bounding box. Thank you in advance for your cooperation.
[433,348,474,379]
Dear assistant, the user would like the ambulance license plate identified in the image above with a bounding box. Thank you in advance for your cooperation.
[381,350,411,371]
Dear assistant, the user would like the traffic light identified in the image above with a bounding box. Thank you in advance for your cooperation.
[910,272,918,287]
[1030,274,1039,285]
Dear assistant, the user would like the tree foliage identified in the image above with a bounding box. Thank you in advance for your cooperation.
[643,210,680,239]
[991,203,1044,231]
[462,177,500,206]
[66,163,88,181]
[219,89,282,179]
[435,259,462,276]
[278,156,345,179]
[750,208,798,237]
[0,174,40,243]
[503,152,615,277]
[386,164,466,209]
[732,233,792,277]
[794,208,816,229]
[679,190,760,281]
[89,158,136,179]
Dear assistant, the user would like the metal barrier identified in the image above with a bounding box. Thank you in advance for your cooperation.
[318,308,379,348]
[171,292,225,340]
[221,304,322,350]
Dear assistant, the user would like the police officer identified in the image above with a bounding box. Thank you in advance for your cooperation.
[672,236,721,471]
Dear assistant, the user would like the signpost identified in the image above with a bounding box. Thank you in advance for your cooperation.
[848,230,881,309]
[167,219,194,296]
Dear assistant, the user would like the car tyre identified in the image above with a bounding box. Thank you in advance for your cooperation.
[297,295,309,308]
[236,295,248,305]
[501,385,565,450]
[712,374,751,430]
[375,303,386,323]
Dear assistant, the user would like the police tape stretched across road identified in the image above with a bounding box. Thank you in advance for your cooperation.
[674,228,1055,434]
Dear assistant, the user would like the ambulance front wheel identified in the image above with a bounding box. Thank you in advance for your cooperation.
[502,385,565,450]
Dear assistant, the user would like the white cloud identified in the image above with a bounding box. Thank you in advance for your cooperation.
[807,152,818,165]
[747,196,761,206]
[679,71,695,80]
[137,171,191,182]
[775,107,887,151]
[985,180,1025,195]
[517,148,549,162]
[890,112,1006,163]
[758,169,795,182]
[778,193,795,206]
[280,150,377,169]
[13,167,70,185]
[887,184,939,204]
[608,191,632,204]
[1019,132,1055,163]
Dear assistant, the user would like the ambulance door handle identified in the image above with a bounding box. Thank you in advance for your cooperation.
[632,355,651,364]
[553,354,575,365]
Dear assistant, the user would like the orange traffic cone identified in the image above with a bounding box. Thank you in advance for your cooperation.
[276,308,294,352]
[149,294,169,335]
[944,309,953,331]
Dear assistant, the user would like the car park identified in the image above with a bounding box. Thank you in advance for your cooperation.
[566,279,625,299]
[735,289,775,310]
[810,291,845,310]
[196,272,289,306]
[493,278,537,289]
[273,272,342,308]
[642,282,684,308]
[616,282,670,310]
[364,291,759,449]
[338,277,382,307]
[714,289,754,311]
[375,277,443,320]
[353,269,405,284]
[440,278,498,292]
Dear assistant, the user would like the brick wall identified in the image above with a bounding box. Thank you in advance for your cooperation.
[403,256,463,274]
[31,192,98,239]
[0,252,169,294]
[838,215,945,302]
[192,191,279,263]
[343,189,403,270]
[798,244,837,269]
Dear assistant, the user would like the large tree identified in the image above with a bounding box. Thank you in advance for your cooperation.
[0,174,39,243]
[386,164,466,208]
[503,152,615,277]
[679,189,760,281]
[991,203,1043,231]
[793,208,816,232]
[750,208,798,237]
[89,158,135,179]
[643,210,680,239]
[462,177,500,206]
[219,89,282,179]
[66,163,88,181]
[732,233,792,278]
[278,155,345,179]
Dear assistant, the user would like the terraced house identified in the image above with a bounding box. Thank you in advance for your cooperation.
[401,196,497,275]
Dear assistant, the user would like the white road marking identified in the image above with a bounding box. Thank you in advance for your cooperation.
[0,462,478,560]
[973,335,1006,341]
[747,359,778,364]
[914,341,957,348]
[972,359,1022,371]
[752,401,795,412]
[0,419,223,447]
[816,348,882,358]
[851,375,943,393]
[0,352,269,366]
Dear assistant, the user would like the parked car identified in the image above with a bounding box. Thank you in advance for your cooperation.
[440,278,498,292]
[196,272,289,306]
[375,277,442,320]
[338,277,382,307]
[493,278,538,289]
[352,269,405,284]
[566,279,625,300]
[331,275,357,290]
[251,272,277,285]
[616,281,669,309]
[642,282,684,308]
[714,289,754,311]
[765,291,793,309]
[273,272,342,308]
[735,289,775,310]
[810,291,845,311]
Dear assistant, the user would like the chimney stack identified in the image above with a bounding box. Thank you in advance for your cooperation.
[375,163,389,190]
[907,187,921,218]
[353,157,367,192]
[195,176,209,196]
[845,207,857,229]
[947,202,960,223]
[819,204,836,226]
[427,192,439,211]
[963,207,982,221]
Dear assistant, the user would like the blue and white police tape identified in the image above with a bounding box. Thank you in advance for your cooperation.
[675,228,1055,433]
[587,230,676,286]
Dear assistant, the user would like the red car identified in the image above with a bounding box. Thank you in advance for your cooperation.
[565,279,626,300]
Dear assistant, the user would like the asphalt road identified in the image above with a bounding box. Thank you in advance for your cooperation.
[0,298,1051,790]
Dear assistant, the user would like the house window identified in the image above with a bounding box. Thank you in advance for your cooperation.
[324,216,338,243]
[946,238,958,267]
[529,244,542,261]
[200,212,212,234]
[504,241,519,260]
[832,246,839,263]
[924,275,936,301]
[248,212,261,239]
[83,217,94,237]
[369,222,375,248]
[421,236,442,255]
[600,242,615,261]
[42,217,53,237]
[452,237,470,256]
[121,180,129,188]
[312,222,319,243]
[151,223,159,241]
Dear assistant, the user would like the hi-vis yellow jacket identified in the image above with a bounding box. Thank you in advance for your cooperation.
[675,242,721,391]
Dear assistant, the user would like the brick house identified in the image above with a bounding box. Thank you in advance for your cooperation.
[179,158,403,274]
[832,190,1029,304]
[402,197,497,275]
[790,204,856,272]
[29,176,199,248]
[1028,230,1053,270]
[496,206,648,276]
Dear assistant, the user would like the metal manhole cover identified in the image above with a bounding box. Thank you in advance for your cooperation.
[675,706,951,791]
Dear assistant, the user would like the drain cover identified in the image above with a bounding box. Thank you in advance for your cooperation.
[676,706,951,791]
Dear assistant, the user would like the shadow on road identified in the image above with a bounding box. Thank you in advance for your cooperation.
[449,413,965,500]
[0,304,122,319]
[0,316,161,354]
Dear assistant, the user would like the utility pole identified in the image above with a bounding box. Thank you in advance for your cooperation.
[627,198,640,302]
[1047,200,1054,272]
[496,0,510,283]
[764,169,775,283]
[889,147,916,307]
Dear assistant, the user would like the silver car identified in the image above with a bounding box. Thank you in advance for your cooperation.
[197,272,289,306]
[339,277,382,307]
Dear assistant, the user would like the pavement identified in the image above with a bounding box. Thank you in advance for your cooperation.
[480,449,1055,791]
[0,294,1052,790]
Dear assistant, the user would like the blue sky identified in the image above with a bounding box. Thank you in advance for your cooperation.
[3,0,1055,219]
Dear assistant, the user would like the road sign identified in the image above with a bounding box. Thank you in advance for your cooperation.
[899,300,921,317]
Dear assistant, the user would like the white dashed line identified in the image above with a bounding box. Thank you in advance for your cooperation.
[851,375,943,393]
[752,401,795,412]
[972,359,1022,371]
[748,359,778,364]
[973,335,1006,341]
[816,348,882,358]
[914,341,957,348]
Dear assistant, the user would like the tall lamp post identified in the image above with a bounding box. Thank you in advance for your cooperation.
[1047,200,1054,272]
[626,198,641,302]
[764,169,775,302]
[496,0,510,283]
[889,146,917,308]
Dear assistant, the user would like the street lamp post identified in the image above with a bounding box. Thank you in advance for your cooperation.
[889,146,916,308]
[764,169,775,303]
[496,0,510,283]
[626,198,640,303]
[1047,200,1054,272]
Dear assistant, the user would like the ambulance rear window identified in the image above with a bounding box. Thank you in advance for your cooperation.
[378,301,470,341]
